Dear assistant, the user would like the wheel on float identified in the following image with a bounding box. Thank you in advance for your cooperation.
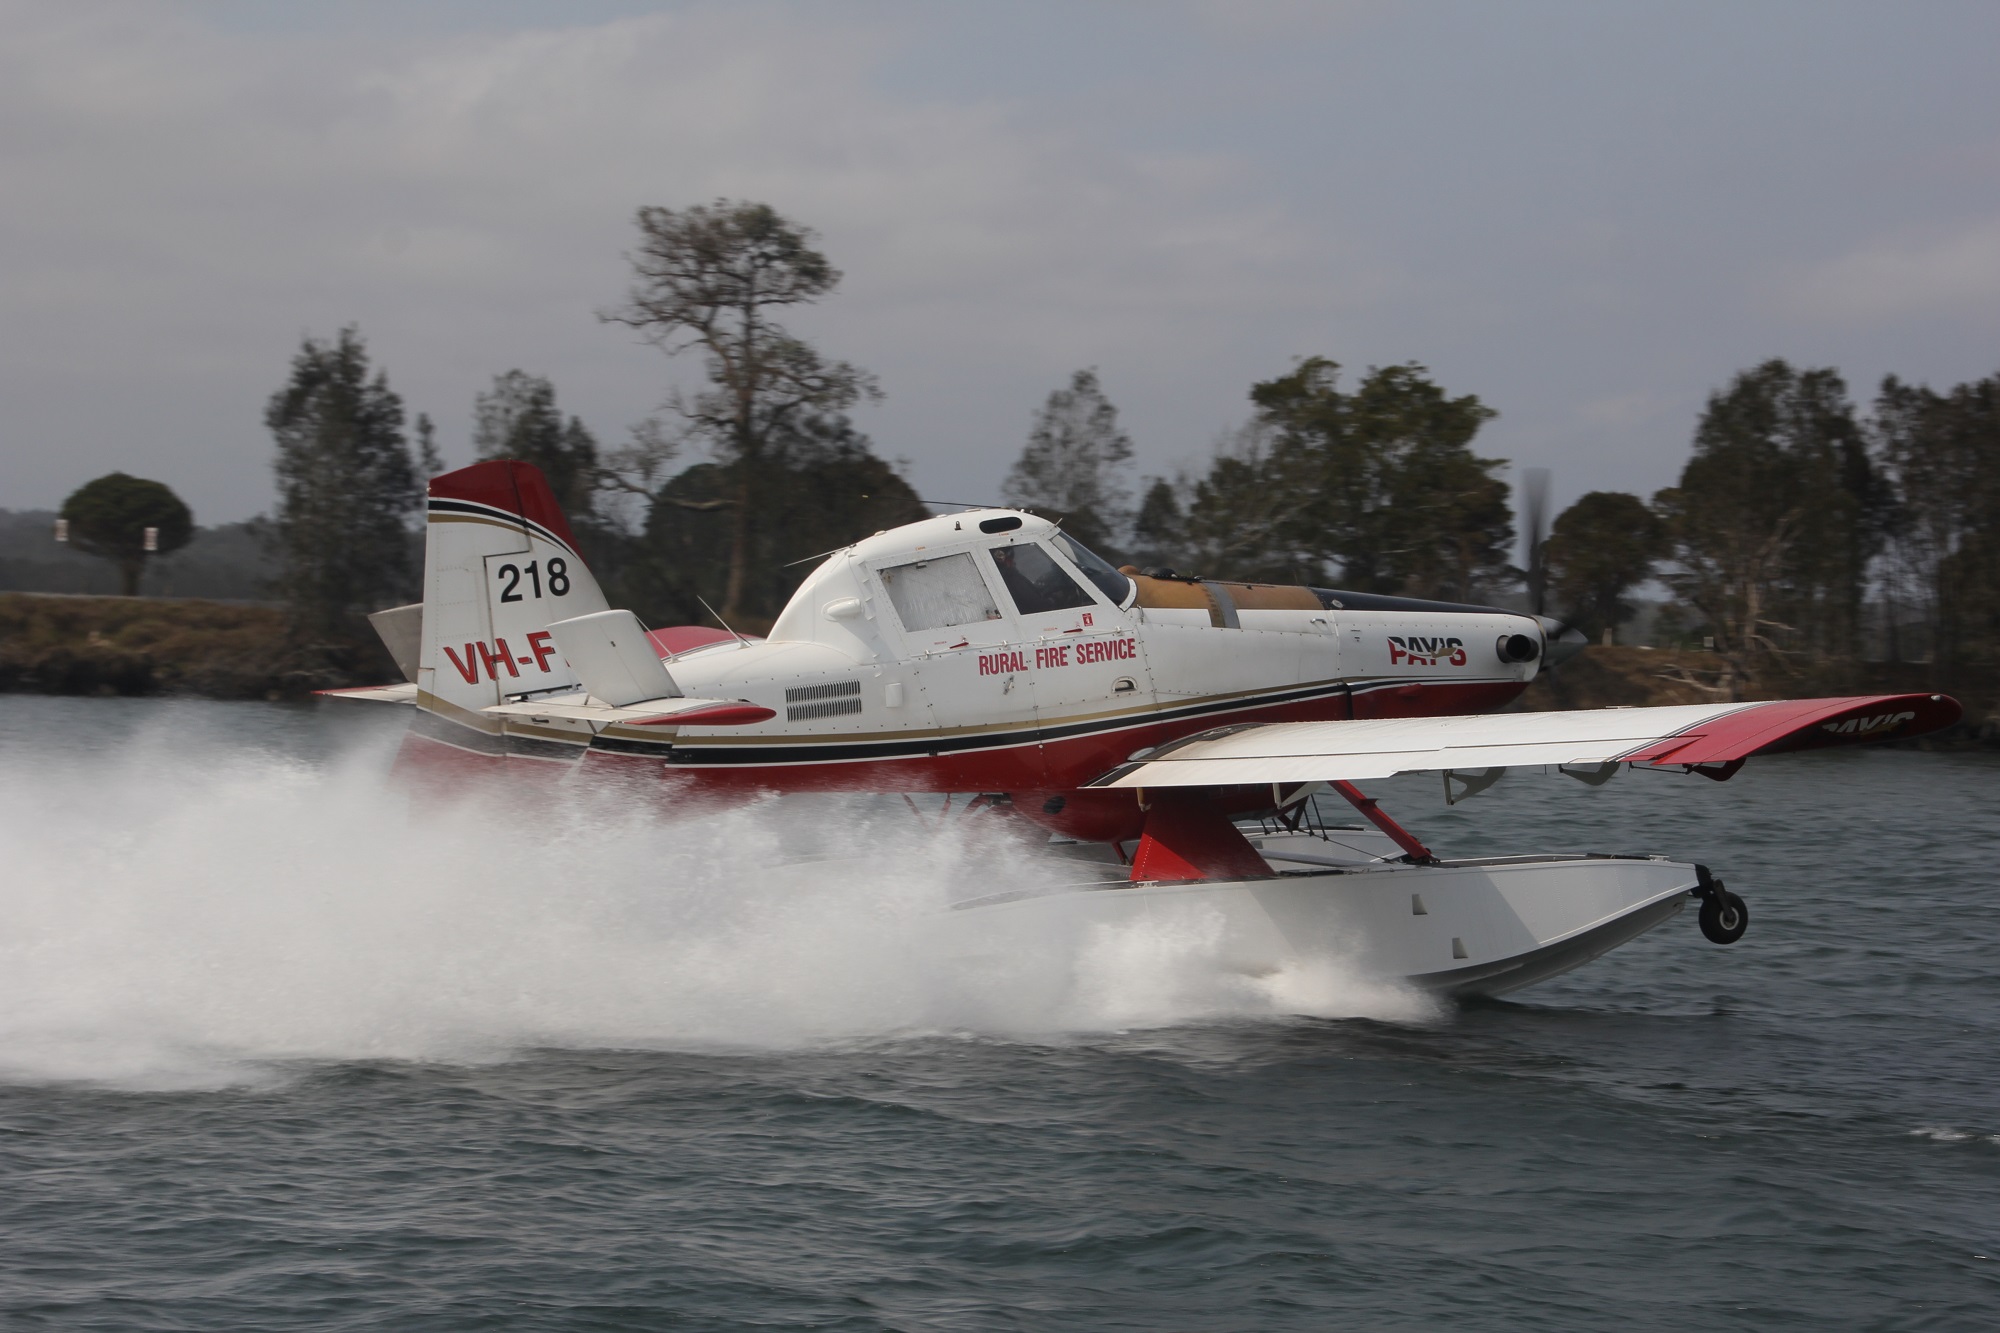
[1698,888,1749,945]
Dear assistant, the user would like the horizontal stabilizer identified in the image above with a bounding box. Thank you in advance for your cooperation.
[317,682,420,705]
[483,693,771,727]
[367,603,423,684]
[547,609,682,707]
[1089,693,1961,788]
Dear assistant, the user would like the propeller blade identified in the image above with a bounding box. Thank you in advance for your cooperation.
[1521,467,1550,618]
[1536,615,1588,670]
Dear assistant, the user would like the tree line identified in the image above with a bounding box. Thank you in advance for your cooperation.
[996,354,1996,703]
[113,196,1983,706]
[261,202,927,642]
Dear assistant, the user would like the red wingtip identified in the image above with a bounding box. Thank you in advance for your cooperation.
[1625,693,1963,767]
[428,459,581,555]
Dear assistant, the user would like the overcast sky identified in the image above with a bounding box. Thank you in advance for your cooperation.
[4,0,1997,533]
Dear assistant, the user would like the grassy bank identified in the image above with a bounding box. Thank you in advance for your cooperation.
[0,594,397,699]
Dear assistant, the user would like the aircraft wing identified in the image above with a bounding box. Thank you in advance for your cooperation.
[1087,693,1962,788]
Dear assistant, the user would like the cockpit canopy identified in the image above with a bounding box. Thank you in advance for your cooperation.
[767,509,1133,646]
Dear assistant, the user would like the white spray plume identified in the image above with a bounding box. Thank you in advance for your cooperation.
[0,715,1431,1088]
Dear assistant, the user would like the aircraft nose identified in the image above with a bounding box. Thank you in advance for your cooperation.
[1535,616,1589,670]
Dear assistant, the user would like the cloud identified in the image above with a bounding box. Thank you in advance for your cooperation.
[1181,0,1382,43]
[0,1,1367,519]
[1573,392,1662,431]
[1780,215,2000,324]
[11,0,1989,530]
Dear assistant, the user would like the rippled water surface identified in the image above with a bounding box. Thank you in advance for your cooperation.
[1,695,1996,1330]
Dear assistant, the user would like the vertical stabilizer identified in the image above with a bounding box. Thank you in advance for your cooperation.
[418,460,610,717]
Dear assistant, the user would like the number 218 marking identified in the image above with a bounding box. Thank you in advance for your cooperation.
[497,557,570,602]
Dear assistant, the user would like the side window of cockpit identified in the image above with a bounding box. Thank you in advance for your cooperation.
[878,553,1001,631]
[990,542,1094,615]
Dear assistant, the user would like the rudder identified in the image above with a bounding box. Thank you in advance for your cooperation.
[418,460,611,715]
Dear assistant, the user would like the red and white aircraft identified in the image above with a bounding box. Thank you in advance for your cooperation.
[329,460,1961,997]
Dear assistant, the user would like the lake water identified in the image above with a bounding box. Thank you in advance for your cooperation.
[1,695,1996,1330]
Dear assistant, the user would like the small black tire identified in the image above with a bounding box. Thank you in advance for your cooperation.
[1699,889,1749,945]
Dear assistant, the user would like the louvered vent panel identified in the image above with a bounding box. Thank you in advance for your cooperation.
[787,697,864,722]
[785,680,861,704]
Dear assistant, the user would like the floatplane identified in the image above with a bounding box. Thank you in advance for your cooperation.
[327,460,1961,998]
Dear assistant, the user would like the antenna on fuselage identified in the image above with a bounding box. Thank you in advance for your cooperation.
[781,543,850,568]
[696,594,751,647]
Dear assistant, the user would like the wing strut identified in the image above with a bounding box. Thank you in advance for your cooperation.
[1329,781,1437,864]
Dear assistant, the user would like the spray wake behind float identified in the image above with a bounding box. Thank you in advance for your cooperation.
[313,457,1960,1012]
[0,715,1440,1090]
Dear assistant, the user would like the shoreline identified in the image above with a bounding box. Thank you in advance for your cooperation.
[0,592,395,700]
[2,593,1991,743]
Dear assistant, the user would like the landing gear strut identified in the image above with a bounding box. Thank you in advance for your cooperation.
[1692,864,1749,945]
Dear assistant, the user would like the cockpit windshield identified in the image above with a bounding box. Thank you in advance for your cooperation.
[990,542,1093,615]
[1051,532,1133,606]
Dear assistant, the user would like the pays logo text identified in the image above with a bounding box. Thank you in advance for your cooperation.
[1388,635,1467,668]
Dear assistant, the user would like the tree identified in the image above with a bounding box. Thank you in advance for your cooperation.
[1244,357,1509,596]
[601,200,879,620]
[1177,423,1317,583]
[1128,477,1186,571]
[1872,371,2000,688]
[1002,368,1135,555]
[266,327,423,635]
[59,472,193,596]
[1541,491,1661,639]
[1653,360,1878,695]
[626,414,927,628]
[1114,359,1507,591]
[414,412,444,483]
[473,370,601,521]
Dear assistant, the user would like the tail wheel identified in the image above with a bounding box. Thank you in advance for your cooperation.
[1699,888,1749,945]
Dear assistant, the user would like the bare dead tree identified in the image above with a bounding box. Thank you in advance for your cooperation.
[601,200,879,619]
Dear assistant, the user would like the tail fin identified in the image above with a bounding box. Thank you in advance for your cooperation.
[417,460,611,714]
